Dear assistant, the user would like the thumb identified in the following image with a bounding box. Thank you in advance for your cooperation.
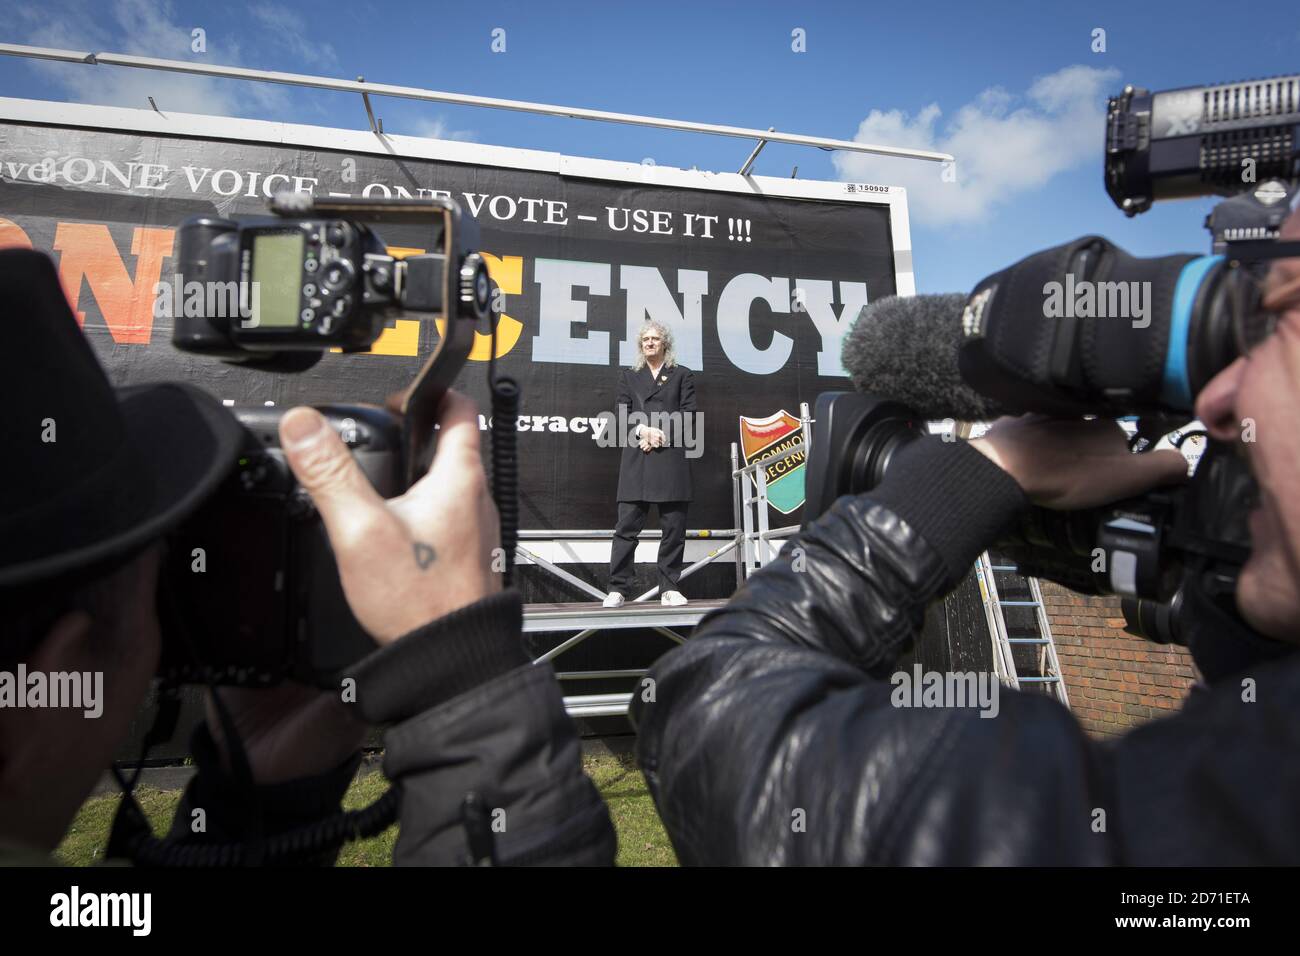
[280,407,386,535]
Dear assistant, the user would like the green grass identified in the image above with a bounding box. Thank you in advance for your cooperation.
[57,786,180,866]
[55,751,677,867]
[335,768,399,867]
[583,752,677,867]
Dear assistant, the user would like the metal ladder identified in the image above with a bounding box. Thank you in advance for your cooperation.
[973,551,1070,708]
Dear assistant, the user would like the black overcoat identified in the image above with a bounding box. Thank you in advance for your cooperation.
[615,364,697,502]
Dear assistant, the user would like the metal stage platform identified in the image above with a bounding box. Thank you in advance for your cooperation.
[512,410,813,720]
[524,600,727,633]
[524,600,728,719]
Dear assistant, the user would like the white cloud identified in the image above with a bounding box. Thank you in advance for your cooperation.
[834,65,1122,226]
[14,0,290,117]
[404,116,477,143]
[248,3,339,70]
[12,0,477,139]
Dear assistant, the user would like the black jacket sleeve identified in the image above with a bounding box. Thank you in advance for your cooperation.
[678,368,696,414]
[616,369,633,415]
[630,436,1125,865]
[347,590,616,865]
[168,590,616,867]
[616,368,643,443]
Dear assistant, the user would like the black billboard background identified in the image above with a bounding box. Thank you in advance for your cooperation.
[0,122,897,533]
[3,120,1009,752]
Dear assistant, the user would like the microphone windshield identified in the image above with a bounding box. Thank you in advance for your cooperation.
[841,293,1008,422]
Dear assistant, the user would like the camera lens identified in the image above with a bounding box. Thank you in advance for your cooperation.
[1121,589,1184,644]
[847,416,917,494]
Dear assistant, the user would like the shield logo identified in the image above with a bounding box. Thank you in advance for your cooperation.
[738,410,806,515]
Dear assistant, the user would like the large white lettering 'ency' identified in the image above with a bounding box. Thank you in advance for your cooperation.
[531,260,865,376]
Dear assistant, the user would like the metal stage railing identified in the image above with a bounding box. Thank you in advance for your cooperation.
[0,44,952,169]
[522,404,815,718]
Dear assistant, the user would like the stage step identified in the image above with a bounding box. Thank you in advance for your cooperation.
[523,599,727,633]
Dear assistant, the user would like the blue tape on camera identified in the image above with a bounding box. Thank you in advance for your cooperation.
[1162,255,1222,410]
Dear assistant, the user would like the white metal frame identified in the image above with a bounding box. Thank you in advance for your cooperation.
[521,546,732,718]
[0,64,920,295]
[732,403,813,574]
[0,44,952,164]
[974,552,1070,708]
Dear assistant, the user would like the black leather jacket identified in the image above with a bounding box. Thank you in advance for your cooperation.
[631,436,1300,865]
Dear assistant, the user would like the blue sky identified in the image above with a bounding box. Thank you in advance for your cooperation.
[3,0,1298,292]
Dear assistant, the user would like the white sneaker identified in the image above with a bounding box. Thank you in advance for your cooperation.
[661,590,688,607]
[602,591,625,608]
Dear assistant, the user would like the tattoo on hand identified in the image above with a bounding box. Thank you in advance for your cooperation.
[414,542,436,569]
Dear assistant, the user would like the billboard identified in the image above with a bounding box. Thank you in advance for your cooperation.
[0,96,911,542]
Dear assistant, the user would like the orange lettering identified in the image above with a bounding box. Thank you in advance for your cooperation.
[0,218,33,250]
[52,223,175,344]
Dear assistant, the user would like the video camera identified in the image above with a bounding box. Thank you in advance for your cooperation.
[805,73,1300,651]
[157,194,501,688]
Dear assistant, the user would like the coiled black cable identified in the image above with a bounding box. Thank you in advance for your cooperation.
[122,785,400,867]
[488,379,520,586]
[110,617,405,866]
[487,301,520,587]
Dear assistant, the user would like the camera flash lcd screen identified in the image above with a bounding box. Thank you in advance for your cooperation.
[251,232,305,328]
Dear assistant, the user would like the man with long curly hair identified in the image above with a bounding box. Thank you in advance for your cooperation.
[604,321,698,608]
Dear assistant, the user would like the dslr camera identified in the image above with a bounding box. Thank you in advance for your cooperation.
[158,194,494,687]
[806,73,1300,652]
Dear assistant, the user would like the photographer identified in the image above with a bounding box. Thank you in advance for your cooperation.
[0,249,615,865]
[629,206,1300,865]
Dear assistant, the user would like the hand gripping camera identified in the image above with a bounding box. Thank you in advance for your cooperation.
[158,194,497,687]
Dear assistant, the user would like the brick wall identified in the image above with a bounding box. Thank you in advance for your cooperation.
[1039,582,1199,739]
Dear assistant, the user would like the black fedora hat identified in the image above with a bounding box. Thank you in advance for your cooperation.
[0,248,244,588]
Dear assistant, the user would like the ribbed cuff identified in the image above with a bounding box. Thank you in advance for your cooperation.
[346,589,529,725]
[869,436,1028,582]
